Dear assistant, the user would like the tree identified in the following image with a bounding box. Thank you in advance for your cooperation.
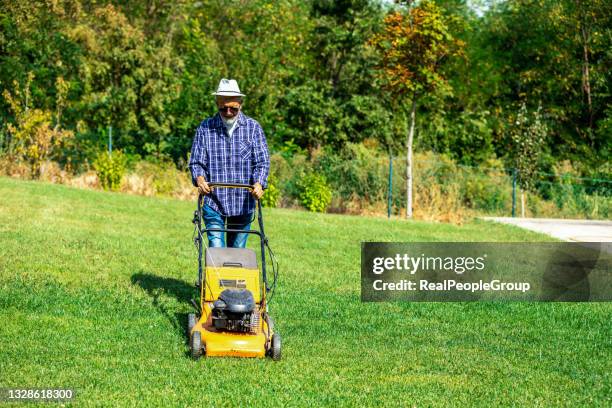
[273,0,387,153]
[67,4,183,156]
[476,0,612,170]
[177,0,312,154]
[370,1,464,218]
[508,103,549,217]
[0,0,83,126]
[3,73,73,178]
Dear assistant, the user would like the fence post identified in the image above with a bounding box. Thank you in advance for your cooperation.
[388,155,393,219]
[512,168,517,217]
[108,125,113,155]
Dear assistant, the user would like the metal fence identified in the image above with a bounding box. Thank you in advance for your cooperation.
[384,155,611,220]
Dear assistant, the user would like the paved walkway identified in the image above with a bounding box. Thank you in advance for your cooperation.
[483,217,612,242]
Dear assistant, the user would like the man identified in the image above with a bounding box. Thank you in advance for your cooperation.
[188,78,270,248]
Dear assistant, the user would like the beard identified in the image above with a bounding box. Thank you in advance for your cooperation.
[222,115,237,127]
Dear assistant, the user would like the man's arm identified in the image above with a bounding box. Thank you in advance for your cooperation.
[188,125,213,195]
[251,124,270,192]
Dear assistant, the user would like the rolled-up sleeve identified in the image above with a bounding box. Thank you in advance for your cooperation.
[252,124,270,188]
[188,125,208,186]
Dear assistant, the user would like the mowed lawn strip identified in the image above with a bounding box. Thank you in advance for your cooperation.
[0,177,609,407]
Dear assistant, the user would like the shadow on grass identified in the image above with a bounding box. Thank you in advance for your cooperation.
[131,272,195,348]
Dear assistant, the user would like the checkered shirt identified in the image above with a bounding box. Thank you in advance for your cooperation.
[188,112,270,216]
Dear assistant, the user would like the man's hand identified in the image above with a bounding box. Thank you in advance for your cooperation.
[196,176,213,195]
[252,182,264,199]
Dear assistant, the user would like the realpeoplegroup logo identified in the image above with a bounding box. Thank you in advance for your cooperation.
[361,242,611,302]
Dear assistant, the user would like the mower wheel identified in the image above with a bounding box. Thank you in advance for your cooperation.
[271,333,281,361]
[188,313,197,333]
[190,331,202,360]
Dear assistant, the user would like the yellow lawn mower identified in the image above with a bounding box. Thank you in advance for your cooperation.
[188,183,280,360]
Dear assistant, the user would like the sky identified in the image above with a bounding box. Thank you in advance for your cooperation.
[379,0,493,17]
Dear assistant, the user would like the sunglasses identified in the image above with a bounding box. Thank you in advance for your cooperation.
[218,105,240,113]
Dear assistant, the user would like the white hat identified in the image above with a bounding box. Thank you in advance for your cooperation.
[212,78,245,97]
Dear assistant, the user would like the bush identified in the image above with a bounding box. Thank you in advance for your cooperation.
[297,173,332,212]
[462,173,510,213]
[315,144,387,205]
[122,160,194,199]
[410,152,467,222]
[274,153,313,205]
[153,163,181,195]
[93,151,127,190]
[460,158,511,214]
[3,75,74,178]
[545,160,611,219]
[261,175,281,208]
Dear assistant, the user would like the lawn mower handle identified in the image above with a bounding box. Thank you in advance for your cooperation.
[197,182,264,228]
[206,182,254,191]
[195,182,269,292]
[197,182,265,232]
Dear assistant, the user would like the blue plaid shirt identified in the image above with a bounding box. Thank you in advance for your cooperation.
[188,112,270,216]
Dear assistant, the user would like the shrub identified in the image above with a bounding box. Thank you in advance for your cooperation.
[411,152,467,222]
[464,178,509,212]
[276,153,313,205]
[460,168,511,213]
[153,163,180,195]
[93,151,127,190]
[261,175,281,208]
[315,144,388,205]
[269,153,292,183]
[2,74,74,178]
[122,160,193,199]
[297,173,332,212]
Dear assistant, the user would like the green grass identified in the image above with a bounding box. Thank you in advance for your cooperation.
[0,176,610,407]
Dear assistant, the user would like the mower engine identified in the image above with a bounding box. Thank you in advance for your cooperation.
[212,289,259,333]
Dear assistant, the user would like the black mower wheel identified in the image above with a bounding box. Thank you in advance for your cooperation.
[188,313,197,333]
[190,331,203,360]
[271,333,281,361]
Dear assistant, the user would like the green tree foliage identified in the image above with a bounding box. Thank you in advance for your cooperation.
[415,1,497,164]
[370,0,464,217]
[67,4,183,156]
[0,1,82,122]
[2,73,74,178]
[508,103,549,191]
[0,0,609,189]
[474,0,612,169]
[276,0,389,152]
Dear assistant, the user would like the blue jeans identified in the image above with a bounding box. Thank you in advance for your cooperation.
[202,204,252,248]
